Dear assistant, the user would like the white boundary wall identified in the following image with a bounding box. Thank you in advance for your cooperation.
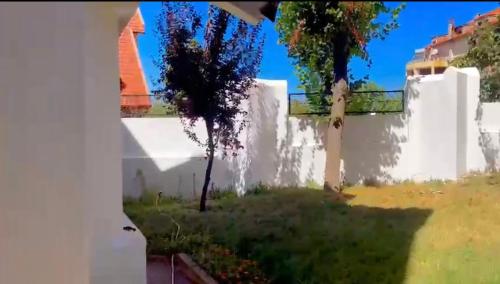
[122,68,500,197]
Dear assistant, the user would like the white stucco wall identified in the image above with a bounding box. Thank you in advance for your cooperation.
[0,3,145,284]
[402,69,460,181]
[435,37,469,59]
[122,80,291,197]
[474,101,500,171]
[346,68,498,182]
[122,68,498,197]
[83,4,146,284]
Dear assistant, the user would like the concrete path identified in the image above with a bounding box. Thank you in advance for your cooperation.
[147,257,192,284]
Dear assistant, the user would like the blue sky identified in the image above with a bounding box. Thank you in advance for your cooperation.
[138,1,499,93]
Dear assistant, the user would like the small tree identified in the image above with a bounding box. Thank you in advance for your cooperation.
[276,2,404,191]
[450,15,500,102]
[156,3,264,211]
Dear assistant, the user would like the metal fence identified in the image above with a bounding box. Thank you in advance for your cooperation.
[121,90,405,118]
[120,94,178,118]
[288,90,405,116]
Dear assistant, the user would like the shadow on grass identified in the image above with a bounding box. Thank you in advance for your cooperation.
[126,189,432,284]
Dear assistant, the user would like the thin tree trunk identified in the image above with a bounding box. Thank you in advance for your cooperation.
[324,33,349,192]
[200,120,215,212]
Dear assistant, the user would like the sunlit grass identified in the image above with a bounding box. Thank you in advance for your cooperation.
[125,173,500,283]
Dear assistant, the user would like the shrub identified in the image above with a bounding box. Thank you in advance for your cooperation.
[208,186,238,201]
[193,244,270,284]
[245,183,271,196]
[142,214,269,283]
[363,177,383,188]
[147,231,212,256]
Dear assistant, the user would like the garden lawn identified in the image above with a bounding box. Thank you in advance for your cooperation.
[125,174,500,284]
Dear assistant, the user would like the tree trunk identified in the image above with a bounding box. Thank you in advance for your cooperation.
[200,120,215,212]
[324,80,348,191]
[324,33,349,192]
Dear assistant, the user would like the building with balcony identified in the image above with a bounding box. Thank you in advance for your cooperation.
[406,7,499,76]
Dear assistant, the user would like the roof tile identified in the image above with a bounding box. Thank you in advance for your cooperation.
[119,8,150,109]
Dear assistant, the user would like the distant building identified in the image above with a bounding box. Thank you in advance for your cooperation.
[406,7,499,76]
[119,8,151,114]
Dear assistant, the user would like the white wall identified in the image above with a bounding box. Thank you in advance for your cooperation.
[474,102,500,171]
[123,118,208,198]
[122,68,499,197]
[414,71,461,180]
[343,68,498,182]
[435,37,469,59]
[0,3,145,284]
[122,80,291,197]
[83,4,146,284]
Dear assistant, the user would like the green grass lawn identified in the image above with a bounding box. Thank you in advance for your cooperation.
[125,174,500,284]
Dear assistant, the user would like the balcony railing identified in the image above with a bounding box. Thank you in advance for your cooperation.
[406,56,451,66]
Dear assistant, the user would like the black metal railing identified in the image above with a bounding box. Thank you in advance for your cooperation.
[121,90,405,118]
[288,90,405,116]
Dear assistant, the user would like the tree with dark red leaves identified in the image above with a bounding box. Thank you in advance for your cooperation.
[156,3,264,211]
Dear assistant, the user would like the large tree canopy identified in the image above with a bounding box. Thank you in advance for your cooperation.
[276,1,405,95]
[276,1,404,192]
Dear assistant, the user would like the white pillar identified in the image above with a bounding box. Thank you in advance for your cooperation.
[0,3,145,284]
[457,68,483,173]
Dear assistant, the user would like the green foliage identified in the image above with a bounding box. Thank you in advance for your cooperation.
[125,173,500,283]
[144,102,178,117]
[290,100,312,114]
[290,81,403,115]
[124,192,269,283]
[157,2,264,152]
[244,182,272,196]
[299,69,328,113]
[347,83,403,113]
[125,188,418,283]
[305,179,322,190]
[276,2,405,98]
[208,186,238,201]
[156,2,265,211]
[193,244,270,284]
[450,16,500,102]
[148,230,212,255]
[354,81,385,92]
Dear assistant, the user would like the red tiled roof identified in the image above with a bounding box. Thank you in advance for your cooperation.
[119,8,151,109]
[475,7,500,21]
[128,8,145,33]
[428,7,499,49]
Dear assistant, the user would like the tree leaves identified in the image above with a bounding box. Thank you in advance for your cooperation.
[276,1,404,108]
[156,3,265,156]
[450,15,500,102]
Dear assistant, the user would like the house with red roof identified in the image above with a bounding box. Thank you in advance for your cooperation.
[406,7,499,76]
[119,8,151,115]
